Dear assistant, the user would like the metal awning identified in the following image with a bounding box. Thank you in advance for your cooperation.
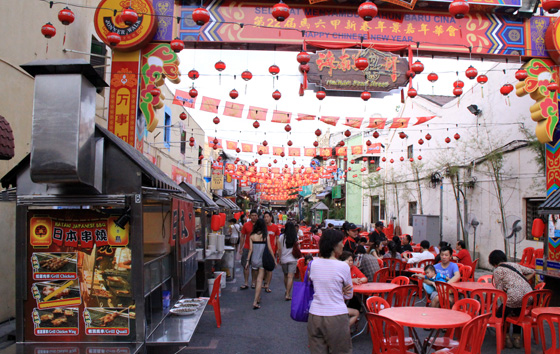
[310,201,329,211]
[316,191,330,199]
[179,182,218,209]
[214,195,241,211]
[539,190,560,215]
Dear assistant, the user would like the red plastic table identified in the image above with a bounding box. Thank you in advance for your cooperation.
[300,249,319,255]
[532,307,560,317]
[452,281,495,292]
[353,282,398,295]
[408,267,425,274]
[379,307,471,354]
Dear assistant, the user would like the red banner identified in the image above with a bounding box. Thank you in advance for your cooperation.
[335,146,347,156]
[296,113,316,121]
[342,117,363,129]
[200,96,220,113]
[247,106,268,121]
[242,143,253,152]
[273,147,284,156]
[226,141,238,150]
[390,117,410,129]
[365,143,382,154]
[351,145,363,155]
[320,116,339,126]
[173,89,196,108]
[319,148,332,157]
[171,198,195,245]
[304,148,316,157]
[289,148,301,156]
[414,115,436,125]
[366,118,387,129]
[257,145,269,154]
[207,137,223,148]
[223,101,244,118]
[271,110,291,123]
[172,165,193,184]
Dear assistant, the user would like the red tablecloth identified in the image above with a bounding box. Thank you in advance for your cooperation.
[353,282,398,295]
[379,307,471,329]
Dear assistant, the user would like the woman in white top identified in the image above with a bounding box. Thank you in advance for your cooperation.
[229,218,240,252]
[277,221,298,301]
[307,229,353,354]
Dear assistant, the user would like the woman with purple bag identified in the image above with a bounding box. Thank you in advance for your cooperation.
[307,229,353,354]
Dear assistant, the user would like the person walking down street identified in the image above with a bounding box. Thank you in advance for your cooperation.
[246,218,275,310]
[263,211,280,293]
[228,218,240,252]
[282,213,288,225]
[277,221,298,301]
[240,210,258,290]
[307,229,353,354]
[489,249,535,349]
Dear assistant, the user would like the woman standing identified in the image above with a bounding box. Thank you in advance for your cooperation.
[246,218,275,309]
[307,229,353,354]
[488,249,535,349]
[277,221,298,301]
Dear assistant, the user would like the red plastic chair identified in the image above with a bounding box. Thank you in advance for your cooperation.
[365,312,416,354]
[382,258,406,280]
[468,259,479,281]
[505,289,553,354]
[373,267,390,283]
[387,284,417,307]
[471,289,507,354]
[530,248,544,269]
[418,258,435,268]
[459,265,473,282]
[519,247,534,267]
[535,282,546,290]
[537,312,560,354]
[432,298,482,350]
[366,296,390,313]
[434,281,459,309]
[208,273,222,328]
[477,274,493,283]
[391,276,410,285]
[434,313,492,354]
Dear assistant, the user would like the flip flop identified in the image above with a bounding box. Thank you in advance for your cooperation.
[285,297,291,301]
[240,285,249,290]
[253,304,261,310]
[251,285,256,289]
[264,288,272,293]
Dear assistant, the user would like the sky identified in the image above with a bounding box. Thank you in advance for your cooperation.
[166,48,509,166]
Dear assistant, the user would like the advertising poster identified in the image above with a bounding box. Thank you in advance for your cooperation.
[25,210,135,342]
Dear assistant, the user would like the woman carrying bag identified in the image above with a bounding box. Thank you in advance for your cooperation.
[277,221,299,301]
[246,218,275,310]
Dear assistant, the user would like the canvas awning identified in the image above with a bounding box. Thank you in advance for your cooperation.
[310,202,329,211]
[179,182,218,209]
[539,189,560,215]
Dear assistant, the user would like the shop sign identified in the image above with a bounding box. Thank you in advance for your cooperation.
[211,171,224,190]
[332,185,342,199]
[307,48,409,92]
[171,198,195,245]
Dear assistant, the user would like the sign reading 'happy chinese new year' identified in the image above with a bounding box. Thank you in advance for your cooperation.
[307,48,409,92]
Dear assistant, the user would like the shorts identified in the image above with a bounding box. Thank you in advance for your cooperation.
[241,248,250,268]
[281,261,297,274]
[430,291,438,300]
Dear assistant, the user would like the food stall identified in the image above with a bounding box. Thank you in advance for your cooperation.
[537,192,560,305]
[1,60,201,353]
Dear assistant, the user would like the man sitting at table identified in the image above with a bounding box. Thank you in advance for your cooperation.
[368,221,387,249]
[430,246,460,308]
[452,240,473,267]
[343,223,360,254]
[402,234,413,253]
[404,240,434,266]
[354,245,380,282]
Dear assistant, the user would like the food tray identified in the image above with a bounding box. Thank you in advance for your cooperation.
[177,298,205,305]
[170,307,198,316]
[173,303,200,311]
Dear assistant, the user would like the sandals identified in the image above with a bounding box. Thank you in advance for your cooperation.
[253,304,261,310]
[264,288,272,293]
[240,285,249,290]
[285,297,291,301]
[251,284,256,289]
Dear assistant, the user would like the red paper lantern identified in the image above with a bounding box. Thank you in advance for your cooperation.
[107,32,121,46]
[213,117,220,124]
[268,163,272,167]
[366,140,372,146]
[316,90,326,100]
[188,69,199,80]
[418,138,424,145]
[235,147,241,153]
[408,88,417,98]
[361,91,371,101]
[313,141,319,147]
[418,155,422,160]
[399,156,405,162]
[229,89,239,99]
[299,64,310,74]
[515,69,528,81]
[269,64,280,75]
[445,137,451,143]
[287,140,293,146]
[425,133,432,140]
[241,70,252,81]
[454,133,461,140]
[373,131,380,139]
[189,137,195,143]
[465,66,478,80]
[285,124,292,132]
[121,7,138,26]
[343,157,348,162]
[170,37,185,53]
[542,0,560,12]
[370,160,375,164]
[262,140,268,146]
[350,160,355,164]
[272,1,290,21]
[358,0,378,21]
[382,157,386,162]
[355,57,369,71]
[453,87,463,97]
[363,157,368,162]
[254,159,258,163]
[315,129,322,137]
[292,160,297,165]
[548,82,559,92]
[41,23,56,38]
[412,60,424,74]
[189,88,198,98]
[211,215,221,231]
[453,80,464,88]
[213,145,218,150]
[376,167,381,171]
[361,167,366,172]
[199,155,204,160]
[399,131,407,139]
[272,90,282,100]
[215,61,226,72]
[180,112,187,121]
[500,83,513,96]
[192,7,210,26]
[297,51,310,64]
[449,0,470,19]
[253,121,260,128]
[189,141,195,147]
[477,74,488,84]
[406,70,416,79]
[280,152,285,157]
[58,7,75,25]
[213,138,219,145]
[339,141,345,147]
[274,159,277,163]
[390,159,394,163]
[344,130,351,137]
[151,87,161,97]
[409,158,414,162]
[428,72,438,83]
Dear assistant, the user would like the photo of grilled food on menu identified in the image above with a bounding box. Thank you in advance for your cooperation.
[32,280,81,308]
[84,307,132,329]
[35,307,79,328]
[32,252,77,280]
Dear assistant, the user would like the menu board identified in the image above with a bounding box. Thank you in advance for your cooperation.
[25,210,135,342]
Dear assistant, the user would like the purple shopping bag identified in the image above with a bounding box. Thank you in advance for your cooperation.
[290,261,314,322]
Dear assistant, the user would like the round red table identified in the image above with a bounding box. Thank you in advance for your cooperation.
[532,307,560,317]
[452,281,495,292]
[300,249,319,255]
[408,267,425,274]
[353,282,398,295]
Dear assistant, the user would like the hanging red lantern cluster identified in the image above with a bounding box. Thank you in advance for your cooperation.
[41,23,56,38]
[465,65,478,80]
[358,0,378,21]
[297,51,310,64]
[411,61,424,74]
[500,83,513,96]
[215,61,226,71]
[355,57,369,71]
[449,0,470,19]
[361,91,371,101]
[241,70,252,81]
[408,88,417,98]
[189,137,195,147]
[269,64,280,75]
[272,1,290,21]
[170,38,185,53]
[316,90,326,100]
[272,90,282,100]
[189,88,198,98]
[58,7,75,25]
[121,7,138,26]
[179,112,187,121]
[192,7,210,26]
[428,72,438,83]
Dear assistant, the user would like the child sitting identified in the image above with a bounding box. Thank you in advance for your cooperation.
[414,264,446,302]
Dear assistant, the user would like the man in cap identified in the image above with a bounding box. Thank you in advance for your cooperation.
[368,221,387,248]
[343,223,360,254]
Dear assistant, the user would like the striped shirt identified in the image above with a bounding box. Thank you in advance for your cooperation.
[309,258,353,317]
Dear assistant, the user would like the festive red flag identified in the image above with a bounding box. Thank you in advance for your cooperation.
[320,116,339,126]
[366,118,387,129]
[273,147,284,156]
[259,167,268,173]
[296,113,315,121]
[413,116,436,125]
[288,148,301,156]
[223,101,244,118]
[172,89,196,108]
[226,141,238,150]
[247,106,268,121]
[242,143,253,152]
[304,148,316,157]
[207,137,223,148]
[257,145,269,154]
[335,146,347,156]
[390,117,410,129]
[320,148,332,157]
[200,96,220,113]
[351,145,363,155]
[365,143,382,154]
[271,167,280,173]
[271,110,291,123]
[342,117,363,129]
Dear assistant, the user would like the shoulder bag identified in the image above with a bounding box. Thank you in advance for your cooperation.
[498,263,533,288]
[291,261,314,322]
[262,241,276,271]
[292,240,303,259]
